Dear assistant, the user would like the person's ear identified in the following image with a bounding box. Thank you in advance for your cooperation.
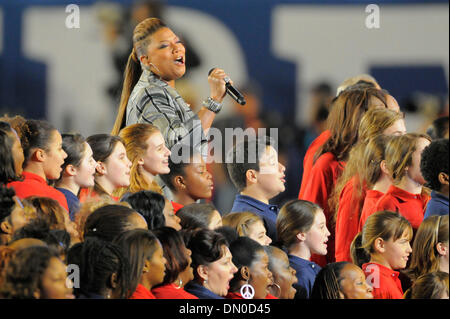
[438,172,449,186]
[96,161,107,175]
[380,160,389,176]
[174,176,186,191]
[245,169,258,185]
[436,242,448,257]
[374,238,385,253]
[0,220,12,235]
[137,157,145,166]
[296,232,307,243]
[65,164,77,177]
[34,148,46,163]
[240,266,250,281]
[197,265,208,282]
[110,272,118,289]
[142,259,151,274]
[33,289,41,299]
[140,55,149,67]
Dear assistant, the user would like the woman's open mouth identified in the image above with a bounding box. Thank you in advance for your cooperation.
[174,56,184,65]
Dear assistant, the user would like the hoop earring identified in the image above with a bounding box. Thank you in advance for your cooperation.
[175,277,183,289]
[240,280,255,299]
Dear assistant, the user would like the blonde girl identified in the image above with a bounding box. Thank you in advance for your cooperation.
[117,123,170,197]
[359,133,431,231]
[222,211,272,246]
[351,210,413,299]
[406,215,449,282]
[333,108,405,262]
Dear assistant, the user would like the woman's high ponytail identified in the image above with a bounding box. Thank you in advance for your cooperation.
[111,18,167,136]
[111,52,142,135]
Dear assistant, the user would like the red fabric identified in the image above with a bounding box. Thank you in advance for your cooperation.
[130,284,156,299]
[225,292,277,299]
[151,283,198,299]
[301,152,345,267]
[359,185,428,232]
[78,188,119,203]
[362,263,403,299]
[225,292,244,299]
[358,189,385,232]
[8,171,69,212]
[298,130,331,199]
[335,176,367,263]
[171,201,184,213]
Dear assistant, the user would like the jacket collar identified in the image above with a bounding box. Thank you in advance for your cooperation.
[362,262,400,279]
[22,171,47,184]
[387,185,425,202]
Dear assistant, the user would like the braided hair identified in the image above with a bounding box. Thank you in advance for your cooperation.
[67,236,132,298]
[310,262,351,299]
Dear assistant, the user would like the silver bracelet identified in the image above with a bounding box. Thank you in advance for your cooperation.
[202,97,223,114]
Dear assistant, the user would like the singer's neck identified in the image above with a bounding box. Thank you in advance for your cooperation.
[149,70,175,88]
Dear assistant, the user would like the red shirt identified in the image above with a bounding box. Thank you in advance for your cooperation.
[362,262,403,299]
[301,152,345,266]
[360,185,428,231]
[130,284,156,299]
[358,189,385,232]
[298,130,331,199]
[171,201,184,213]
[8,171,69,212]
[335,176,366,263]
[78,188,119,203]
[225,292,278,299]
[151,283,198,299]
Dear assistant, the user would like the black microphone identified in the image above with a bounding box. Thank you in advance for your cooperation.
[208,68,246,105]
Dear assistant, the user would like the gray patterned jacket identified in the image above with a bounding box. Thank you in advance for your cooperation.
[126,70,207,158]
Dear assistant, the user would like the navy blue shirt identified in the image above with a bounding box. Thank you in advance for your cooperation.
[424,191,449,219]
[288,254,321,299]
[56,188,80,221]
[184,282,224,299]
[230,194,278,241]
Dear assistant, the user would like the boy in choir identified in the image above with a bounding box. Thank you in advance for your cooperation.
[226,137,286,242]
